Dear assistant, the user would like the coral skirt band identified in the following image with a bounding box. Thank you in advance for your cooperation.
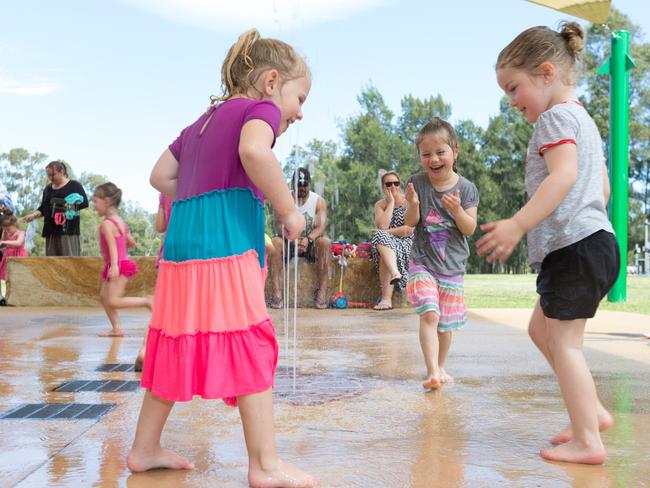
[141,189,277,407]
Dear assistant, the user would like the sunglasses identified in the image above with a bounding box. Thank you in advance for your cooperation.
[384,181,400,187]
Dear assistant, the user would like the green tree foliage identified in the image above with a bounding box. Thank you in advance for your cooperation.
[582,8,650,252]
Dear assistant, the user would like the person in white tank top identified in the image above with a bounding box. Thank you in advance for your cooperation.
[269,167,332,309]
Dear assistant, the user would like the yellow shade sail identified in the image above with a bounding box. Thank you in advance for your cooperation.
[526,0,611,23]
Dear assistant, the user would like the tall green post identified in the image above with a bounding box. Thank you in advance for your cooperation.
[598,31,635,302]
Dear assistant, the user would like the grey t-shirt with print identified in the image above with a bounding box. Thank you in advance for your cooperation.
[407,173,480,275]
[525,102,613,270]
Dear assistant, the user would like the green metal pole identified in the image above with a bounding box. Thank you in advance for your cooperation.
[598,31,635,302]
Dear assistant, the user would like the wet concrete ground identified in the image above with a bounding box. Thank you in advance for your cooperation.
[0,307,649,488]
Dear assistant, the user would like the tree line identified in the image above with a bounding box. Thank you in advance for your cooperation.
[2,9,648,273]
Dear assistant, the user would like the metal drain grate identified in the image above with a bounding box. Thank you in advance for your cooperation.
[274,370,370,406]
[0,403,115,420]
[53,380,140,392]
[95,363,136,372]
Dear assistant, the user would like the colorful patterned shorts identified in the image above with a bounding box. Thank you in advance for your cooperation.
[406,262,467,332]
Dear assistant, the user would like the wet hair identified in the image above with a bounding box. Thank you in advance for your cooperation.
[212,28,310,103]
[1,215,19,228]
[46,160,68,177]
[94,182,122,208]
[496,22,586,85]
[415,117,460,153]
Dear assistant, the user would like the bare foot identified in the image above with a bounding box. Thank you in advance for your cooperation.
[540,440,606,465]
[440,368,454,384]
[145,295,154,311]
[550,411,614,445]
[422,373,442,390]
[127,446,194,472]
[134,346,145,372]
[99,329,124,337]
[248,459,316,488]
[372,301,393,311]
[269,295,283,309]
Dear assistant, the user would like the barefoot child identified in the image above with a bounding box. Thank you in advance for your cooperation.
[478,23,618,465]
[405,117,479,390]
[0,215,28,305]
[94,183,151,337]
[127,29,315,487]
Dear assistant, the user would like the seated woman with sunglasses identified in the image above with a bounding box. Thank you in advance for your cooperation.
[370,171,414,310]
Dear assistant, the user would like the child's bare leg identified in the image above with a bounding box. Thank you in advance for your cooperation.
[238,388,315,488]
[105,276,152,310]
[99,281,124,337]
[127,391,193,472]
[540,318,606,464]
[437,331,453,383]
[528,300,612,444]
[419,311,442,389]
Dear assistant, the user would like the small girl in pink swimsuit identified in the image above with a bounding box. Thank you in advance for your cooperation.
[94,182,151,337]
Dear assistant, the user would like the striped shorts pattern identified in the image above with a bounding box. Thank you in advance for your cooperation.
[406,262,467,331]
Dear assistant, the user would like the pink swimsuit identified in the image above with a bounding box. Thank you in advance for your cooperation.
[99,217,138,281]
[0,230,28,280]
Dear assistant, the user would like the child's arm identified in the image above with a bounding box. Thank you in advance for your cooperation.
[150,149,179,198]
[239,120,305,240]
[602,162,611,205]
[0,231,25,247]
[404,183,420,227]
[441,190,477,236]
[100,221,120,280]
[477,143,578,263]
[155,204,168,233]
[126,231,136,249]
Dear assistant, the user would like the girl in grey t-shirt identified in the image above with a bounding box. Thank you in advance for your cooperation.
[405,117,479,391]
[479,23,619,465]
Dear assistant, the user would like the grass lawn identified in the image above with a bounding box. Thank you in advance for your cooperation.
[465,274,650,315]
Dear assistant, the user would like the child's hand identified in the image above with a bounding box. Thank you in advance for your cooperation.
[405,183,419,207]
[442,190,461,215]
[108,264,119,281]
[280,209,306,241]
[476,218,525,264]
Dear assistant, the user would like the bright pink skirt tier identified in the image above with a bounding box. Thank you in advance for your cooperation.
[101,259,138,281]
[141,250,277,406]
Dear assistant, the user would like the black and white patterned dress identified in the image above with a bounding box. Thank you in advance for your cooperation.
[371,205,413,291]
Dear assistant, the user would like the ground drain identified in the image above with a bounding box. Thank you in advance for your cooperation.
[274,370,370,406]
[95,363,136,372]
[0,403,115,420]
[53,380,140,393]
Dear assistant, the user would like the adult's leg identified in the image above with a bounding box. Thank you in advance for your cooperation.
[61,234,80,256]
[314,236,331,308]
[127,391,193,472]
[239,389,315,488]
[375,244,401,282]
[269,237,284,308]
[374,256,395,309]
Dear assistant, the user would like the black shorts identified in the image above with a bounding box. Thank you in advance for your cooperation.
[536,230,620,320]
[281,237,317,263]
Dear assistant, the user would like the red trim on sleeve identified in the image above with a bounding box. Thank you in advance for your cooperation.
[538,139,576,156]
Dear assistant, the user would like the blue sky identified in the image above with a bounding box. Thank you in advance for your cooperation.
[2,0,648,212]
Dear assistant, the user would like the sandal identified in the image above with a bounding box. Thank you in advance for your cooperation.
[373,302,393,311]
[269,297,284,309]
[389,273,402,286]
